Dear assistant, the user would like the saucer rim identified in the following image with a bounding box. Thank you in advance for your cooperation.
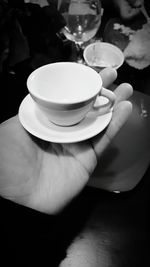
[18,94,112,143]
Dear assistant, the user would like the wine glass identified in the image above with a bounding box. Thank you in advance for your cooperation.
[57,0,102,62]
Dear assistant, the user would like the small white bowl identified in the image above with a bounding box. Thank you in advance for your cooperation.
[83,41,124,70]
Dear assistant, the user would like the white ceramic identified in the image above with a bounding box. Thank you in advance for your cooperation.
[83,41,124,70]
[18,94,112,143]
[27,62,115,126]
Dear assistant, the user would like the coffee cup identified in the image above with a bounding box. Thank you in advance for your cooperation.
[27,62,115,126]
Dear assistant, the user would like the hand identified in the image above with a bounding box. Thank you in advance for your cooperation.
[0,68,133,214]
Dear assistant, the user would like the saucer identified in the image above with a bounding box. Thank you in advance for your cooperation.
[18,94,112,143]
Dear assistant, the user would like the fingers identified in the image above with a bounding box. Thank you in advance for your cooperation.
[92,68,133,158]
[100,67,117,88]
[100,68,133,103]
[106,100,132,140]
[114,83,133,104]
[92,100,132,158]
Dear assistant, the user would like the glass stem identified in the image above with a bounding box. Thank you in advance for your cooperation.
[74,42,84,63]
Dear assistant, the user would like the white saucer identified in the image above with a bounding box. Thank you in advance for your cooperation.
[18,94,112,143]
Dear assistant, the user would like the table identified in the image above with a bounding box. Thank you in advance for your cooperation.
[88,90,150,192]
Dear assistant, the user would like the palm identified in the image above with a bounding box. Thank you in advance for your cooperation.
[0,117,96,213]
[0,68,133,214]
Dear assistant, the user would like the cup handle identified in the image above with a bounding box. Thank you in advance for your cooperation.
[92,87,116,116]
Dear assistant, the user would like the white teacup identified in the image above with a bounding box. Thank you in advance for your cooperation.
[27,62,115,126]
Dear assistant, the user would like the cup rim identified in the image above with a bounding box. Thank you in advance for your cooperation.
[83,41,124,69]
[27,62,102,106]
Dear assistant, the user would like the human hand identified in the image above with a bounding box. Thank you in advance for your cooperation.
[0,68,133,214]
